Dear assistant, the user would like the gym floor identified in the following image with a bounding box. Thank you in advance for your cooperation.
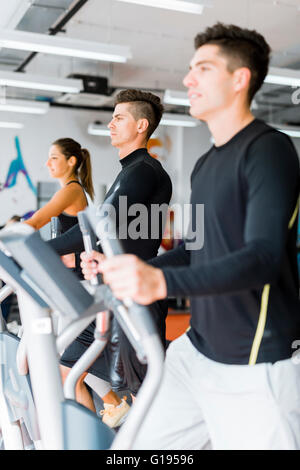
[165,309,191,342]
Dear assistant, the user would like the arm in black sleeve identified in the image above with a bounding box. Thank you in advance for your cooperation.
[161,132,300,296]
[149,242,191,268]
[47,223,84,255]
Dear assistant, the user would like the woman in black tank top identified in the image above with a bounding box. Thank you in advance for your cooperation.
[24,138,94,275]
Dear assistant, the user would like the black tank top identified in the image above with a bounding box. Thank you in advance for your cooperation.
[57,180,87,233]
[58,212,78,233]
[58,180,87,279]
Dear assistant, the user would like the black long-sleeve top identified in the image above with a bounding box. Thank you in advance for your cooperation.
[152,119,300,365]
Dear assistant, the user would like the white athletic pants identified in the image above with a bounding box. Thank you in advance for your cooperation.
[133,333,300,450]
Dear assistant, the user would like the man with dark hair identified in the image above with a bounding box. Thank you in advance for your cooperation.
[194,22,271,104]
[90,23,300,449]
[49,89,172,427]
[114,89,164,139]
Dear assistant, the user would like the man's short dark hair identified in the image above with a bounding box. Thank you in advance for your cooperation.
[194,23,271,103]
[114,89,164,139]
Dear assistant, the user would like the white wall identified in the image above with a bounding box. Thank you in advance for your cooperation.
[180,123,212,205]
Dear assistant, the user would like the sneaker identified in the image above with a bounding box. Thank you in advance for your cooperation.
[6,321,21,336]
[100,397,130,428]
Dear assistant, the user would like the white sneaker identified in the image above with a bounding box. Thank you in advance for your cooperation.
[7,321,20,336]
[100,397,130,428]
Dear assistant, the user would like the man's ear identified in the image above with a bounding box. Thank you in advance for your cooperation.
[137,118,149,134]
[233,67,251,94]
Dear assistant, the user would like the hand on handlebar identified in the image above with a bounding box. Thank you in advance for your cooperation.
[80,250,105,281]
[98,254,167,305]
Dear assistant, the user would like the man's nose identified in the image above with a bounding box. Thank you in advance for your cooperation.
[183,69,195,88]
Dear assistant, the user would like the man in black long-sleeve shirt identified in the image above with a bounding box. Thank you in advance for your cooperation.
[87,24,300,449]
[50,90,172,427]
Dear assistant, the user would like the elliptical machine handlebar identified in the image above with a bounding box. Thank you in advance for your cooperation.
[50,217,62,240]
[78,209,146,361]
[77,211,100,287]
[86,206,159,338]
[85,205,165,450]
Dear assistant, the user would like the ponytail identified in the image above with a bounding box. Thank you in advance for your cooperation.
[79,149,95,201]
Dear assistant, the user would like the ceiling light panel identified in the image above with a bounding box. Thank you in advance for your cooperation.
[88,123,110,136]
[265,67,300,87]
[160,113,199,127]
[0,121,24,129]
[117,0,205,14]
[0,71,83,93]
[164,89,189,106]
[278,128,300,138]
[0,99,49,114]
[0,29,132,63]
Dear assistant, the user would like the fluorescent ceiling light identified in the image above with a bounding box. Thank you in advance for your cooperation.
[88,123,110,136]
[269,123,300,138]
[117,0,204,14]
[0,99,49,114]
[0,71,83,94]
[0,29,132,63]
[164,89,189,106]
[265,67,300,87]
[0,121,24,129]
[160,113,199,127]
[277,127,300,138]
[279,129,300,138]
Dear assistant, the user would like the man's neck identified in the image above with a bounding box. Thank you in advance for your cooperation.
[207,106,255,147]
[118,141,148,160]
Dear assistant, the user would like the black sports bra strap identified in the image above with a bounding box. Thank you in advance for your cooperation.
[66,180,82,187]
